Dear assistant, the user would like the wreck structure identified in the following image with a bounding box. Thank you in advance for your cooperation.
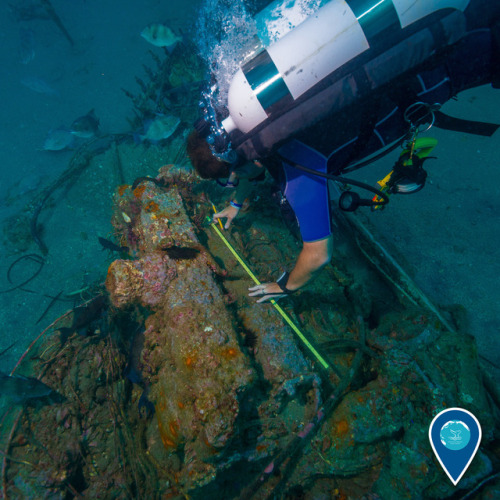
[2,160,498,499]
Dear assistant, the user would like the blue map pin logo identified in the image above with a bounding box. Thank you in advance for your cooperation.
[429,408,482,485]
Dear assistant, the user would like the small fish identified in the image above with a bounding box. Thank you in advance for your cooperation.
[98,236,129,253]
[140,23,182,48]
[138,388,155,418]
[70,109,100,138]
[9,3,51,22]
[57,295,107,344]
[139,114,180,143]
[19,27,36,64]
[0,371,55,402]
[120,322,155,418]
[162,246,200,260]
[123,326,145,385]
[42,128,75,151]
[5,175,47,205]
[21,76,58,95]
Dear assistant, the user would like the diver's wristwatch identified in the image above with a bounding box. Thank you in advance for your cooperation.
[276,271,297,294]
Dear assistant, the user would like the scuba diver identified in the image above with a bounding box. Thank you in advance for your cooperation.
[188,0,500,303]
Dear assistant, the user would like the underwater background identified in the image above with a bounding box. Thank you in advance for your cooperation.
[0,0,499,498]
[0,0,205,372]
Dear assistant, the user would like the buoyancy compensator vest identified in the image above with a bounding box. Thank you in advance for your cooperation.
[197,0,474,163]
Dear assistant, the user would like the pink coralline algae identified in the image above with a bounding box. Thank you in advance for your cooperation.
[106,251,177,308]
[105,172,255,491]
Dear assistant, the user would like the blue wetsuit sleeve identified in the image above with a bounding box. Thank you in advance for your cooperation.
[278,140,332,242]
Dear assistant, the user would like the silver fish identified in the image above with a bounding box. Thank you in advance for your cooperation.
[0,371,55,402]
[21,76,58,95]
[6,174,47,202]
[42,128,75,151]
[9,3,51,22]
[70,109,100,138]
[140,23,182,48]
[140,114,180,143]
[19,27,36,64]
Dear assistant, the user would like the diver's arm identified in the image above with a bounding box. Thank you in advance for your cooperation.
[213,161,264,229]
[232,177,255,206]
[212,179,255,229]
[249,235,333,303]
[232,161,264,204]
[288,236,334,289]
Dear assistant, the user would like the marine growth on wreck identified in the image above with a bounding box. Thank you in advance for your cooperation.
[1,156,499,499]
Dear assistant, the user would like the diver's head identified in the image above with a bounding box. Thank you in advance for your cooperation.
[187,130,231,179]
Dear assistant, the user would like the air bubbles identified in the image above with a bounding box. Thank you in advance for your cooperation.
[196,0,258,107]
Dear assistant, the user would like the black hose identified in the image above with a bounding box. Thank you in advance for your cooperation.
[278,156,390,207]
[0,254,45,294]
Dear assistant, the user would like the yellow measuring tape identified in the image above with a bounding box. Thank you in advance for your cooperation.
[208,219,330,370]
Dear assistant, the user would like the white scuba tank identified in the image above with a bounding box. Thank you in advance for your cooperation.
[254,0,330,45]
[221,0,471,136]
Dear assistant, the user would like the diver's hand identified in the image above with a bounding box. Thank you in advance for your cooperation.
[248,282,287,303]
[213,204,240,229]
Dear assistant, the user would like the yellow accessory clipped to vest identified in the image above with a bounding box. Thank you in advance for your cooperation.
[372,136,438,209]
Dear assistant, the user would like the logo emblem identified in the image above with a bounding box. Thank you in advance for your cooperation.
[429,408,481,485]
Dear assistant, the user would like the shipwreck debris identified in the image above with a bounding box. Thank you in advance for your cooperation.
[1,162,499,500]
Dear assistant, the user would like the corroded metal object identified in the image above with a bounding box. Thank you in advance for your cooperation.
[106,167,257,488]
